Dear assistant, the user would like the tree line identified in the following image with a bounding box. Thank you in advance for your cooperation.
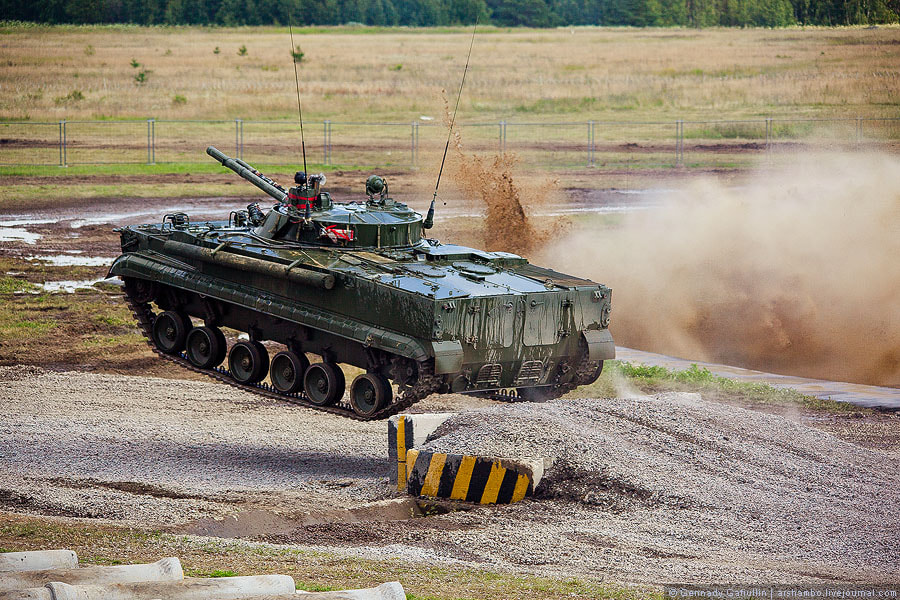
[4,0,898,27]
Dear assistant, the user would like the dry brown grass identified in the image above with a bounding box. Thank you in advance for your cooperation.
[2,24,899,124]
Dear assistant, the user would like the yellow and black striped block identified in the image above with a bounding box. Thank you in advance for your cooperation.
[405,450,534,504]
[388,415,416,490]
[388,413,455,490]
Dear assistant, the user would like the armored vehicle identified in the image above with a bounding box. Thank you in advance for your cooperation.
[109,147,614,420]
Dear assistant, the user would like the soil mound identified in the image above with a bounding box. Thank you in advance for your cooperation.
[423,393,900,578]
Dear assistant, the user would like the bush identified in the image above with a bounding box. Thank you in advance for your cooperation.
[172,94,187,105]
[53,90,84,105]
[291,45,304,63]
[237,45,247,56]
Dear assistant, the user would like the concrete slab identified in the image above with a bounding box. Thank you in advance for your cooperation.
[0,558,182,592]
[0,575,296,600]
[0,551,77,574]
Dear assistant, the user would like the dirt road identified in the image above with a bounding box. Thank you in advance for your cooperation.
[2,366,898,585]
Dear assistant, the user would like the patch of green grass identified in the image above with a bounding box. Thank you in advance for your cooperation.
[298,582,337,592]
[579,361,867,414]
[0,276,37,294]
[684,123,765,140]
[0,318,56,335]
[89,557,124,565]
[210,569,238,577]
[515,96,605,114]
[91,314,132,328]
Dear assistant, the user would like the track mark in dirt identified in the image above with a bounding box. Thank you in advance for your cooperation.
[43,477,214,502]
[0,488,104,519]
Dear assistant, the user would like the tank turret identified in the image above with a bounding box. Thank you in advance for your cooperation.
[208,147,424,249]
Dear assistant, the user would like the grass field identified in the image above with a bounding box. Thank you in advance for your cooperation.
[3,24,899,172]
[2,24,899,125]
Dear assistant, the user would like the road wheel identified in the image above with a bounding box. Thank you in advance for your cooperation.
[229,340,269,384]
[152,311,190,355]
[124,277,158,304]
[186,326,226,369]
[304,362,345,406]
[211,327,227,367]
[349,373,392,418]
[270,350,309,394]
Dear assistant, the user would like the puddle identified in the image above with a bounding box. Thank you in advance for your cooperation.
[26,254,113,267]
[0,228,42,244]
[175,498,467,540]
[67,204,237,228]
[40,278,106,293]
[0,218,60,227]
[0,218,59,245]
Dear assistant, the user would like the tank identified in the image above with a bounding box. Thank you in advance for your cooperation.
[108,146,615,420]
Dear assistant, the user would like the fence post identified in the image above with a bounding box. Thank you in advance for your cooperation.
[676,119,684,167]
[856,116,862,149]
[146,119,152,165]
[323,120,330,166]
[411,122,419,167]
[239,119,244,159]
[151,119,156,164]
[765,118,772,152]
[58,121,63,167]
[62,120,67,167]
[588,121,594,167]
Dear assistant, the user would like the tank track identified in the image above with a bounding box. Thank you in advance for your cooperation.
[124,290,441,421]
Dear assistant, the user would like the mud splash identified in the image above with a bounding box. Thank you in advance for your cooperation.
[440,94,563,257]
[538,152,900,388]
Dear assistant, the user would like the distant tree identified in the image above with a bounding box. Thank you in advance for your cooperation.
[6,0,898,27]
[445,0,490,23]
[64,0,104,22]
[489,0,557,25]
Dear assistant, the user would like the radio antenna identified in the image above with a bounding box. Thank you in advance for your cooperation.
[289,19,308,175]
[423,17,478,230]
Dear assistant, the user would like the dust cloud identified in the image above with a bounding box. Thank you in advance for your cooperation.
[537,152,900,388]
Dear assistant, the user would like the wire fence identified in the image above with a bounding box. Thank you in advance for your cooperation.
[2,117,899,170]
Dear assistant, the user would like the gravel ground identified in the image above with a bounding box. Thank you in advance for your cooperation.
[415,394,900,583]
[2,367,898,585]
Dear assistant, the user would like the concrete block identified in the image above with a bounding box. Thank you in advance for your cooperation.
[292,581,406,599]
[0,558,182,592]
[404,450,544,504]
[0,551,77,573]
[0,575,296,600]
[387,413,454,489]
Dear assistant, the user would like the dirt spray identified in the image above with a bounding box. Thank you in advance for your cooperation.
[448,131,566,256]
[536,152,900,388]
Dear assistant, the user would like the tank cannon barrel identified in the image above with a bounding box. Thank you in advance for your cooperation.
[206,146,287,203]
